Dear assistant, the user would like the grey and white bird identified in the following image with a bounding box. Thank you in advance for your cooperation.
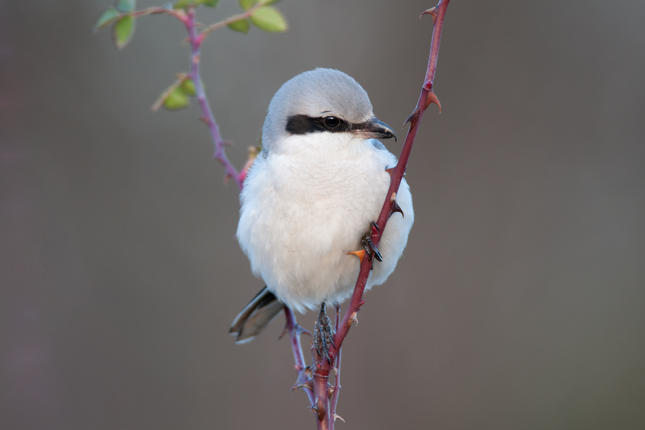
[230,68,414,345]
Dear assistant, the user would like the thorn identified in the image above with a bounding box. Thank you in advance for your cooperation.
[334,414,346,423]
[199,116,212,125]
[292,383,313,392]
[299,326,312,337]
[279,321,310,340]
[386,167,395,176]
[278,325,288,340]
[390,192,397,203]
[428,91,442,113]
[305,366,313,378]
[348,312,359,327]
[391,200,404,218]
[347,249,367,262]
[359,300,366,307]
[420,6,438,22]
[419,89,442,113]
[404,110,419,127]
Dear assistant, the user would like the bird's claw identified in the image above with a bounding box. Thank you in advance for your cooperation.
[347,221,384,265]
[362,233,383,262]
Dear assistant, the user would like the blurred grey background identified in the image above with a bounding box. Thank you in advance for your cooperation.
[2,1,645,429]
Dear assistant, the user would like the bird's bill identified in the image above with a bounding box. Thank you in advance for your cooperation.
[354,117,397,141]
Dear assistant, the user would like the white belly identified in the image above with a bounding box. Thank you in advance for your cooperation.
[236,134,414,313]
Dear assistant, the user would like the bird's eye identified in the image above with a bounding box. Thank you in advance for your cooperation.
[323,116,341,130]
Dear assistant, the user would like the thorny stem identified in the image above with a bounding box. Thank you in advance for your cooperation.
[307,1,452,424]
[284,307,315,407]
[333,0,450,362]
[185,8,243,189]
[329,304,343,430]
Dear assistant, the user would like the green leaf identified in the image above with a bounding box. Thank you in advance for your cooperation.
[239,0,278,8]
[227,18,250,33]
[239,0,256,10]
[180,78,197,96]
[173,0,193,8]
[163,86,190,110]
[113,15,135,49]
[95,8,120,30]
[250,6,287,32]
[116,0,136,13]
[174,0,217,8]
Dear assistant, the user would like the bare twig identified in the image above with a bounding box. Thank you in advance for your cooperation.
[198,2,264,43]
[329,304,343,429]
[185,8,243,189]
[284,307,315,407]
[150,73,189,111]
[129,6,188,23]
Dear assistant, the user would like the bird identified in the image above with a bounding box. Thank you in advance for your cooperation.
[230,68,414,351]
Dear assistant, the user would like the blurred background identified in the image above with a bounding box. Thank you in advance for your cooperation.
[2,1,645,429]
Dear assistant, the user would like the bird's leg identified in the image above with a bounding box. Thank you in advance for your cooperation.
[314,302,335,363]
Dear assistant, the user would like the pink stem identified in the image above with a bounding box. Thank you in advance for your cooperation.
[185,9,243,189]
[283,307,315,407]
[329,305,342,430]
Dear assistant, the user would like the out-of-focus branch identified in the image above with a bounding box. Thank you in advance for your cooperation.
[198,2,264,43]
[284,307,315,407]
[185,8,243,189]
[129,7,188,22]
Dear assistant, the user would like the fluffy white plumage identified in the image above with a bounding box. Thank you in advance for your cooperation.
[236,68,414,313]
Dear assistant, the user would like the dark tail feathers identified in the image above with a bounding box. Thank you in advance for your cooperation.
[229,287,284,343]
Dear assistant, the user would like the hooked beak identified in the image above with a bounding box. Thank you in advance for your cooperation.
[354,117,397,142]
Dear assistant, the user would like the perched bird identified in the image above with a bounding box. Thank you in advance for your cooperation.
[230,68,414,349]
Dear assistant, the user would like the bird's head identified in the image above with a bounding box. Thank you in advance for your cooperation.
[261,68,396,152]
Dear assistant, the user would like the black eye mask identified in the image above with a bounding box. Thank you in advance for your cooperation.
[285,115,350,134]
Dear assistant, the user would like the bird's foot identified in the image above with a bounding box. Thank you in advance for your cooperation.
[347,222,383,264]
[313,302,335,363]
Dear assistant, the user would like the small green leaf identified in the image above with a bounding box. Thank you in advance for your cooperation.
[227,18,250,33]
[239,0,255,10]
[250,6,287,32]
[113,15,135,49]
[239,0,278,8]
[174,0,218,8]
[180,78,197,96]
[95,8,120,30]
[116,0,136,13]
[163,86,190,110]
[173,0,193,9]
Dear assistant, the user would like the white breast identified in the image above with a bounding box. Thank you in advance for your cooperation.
[237,133,414,313]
